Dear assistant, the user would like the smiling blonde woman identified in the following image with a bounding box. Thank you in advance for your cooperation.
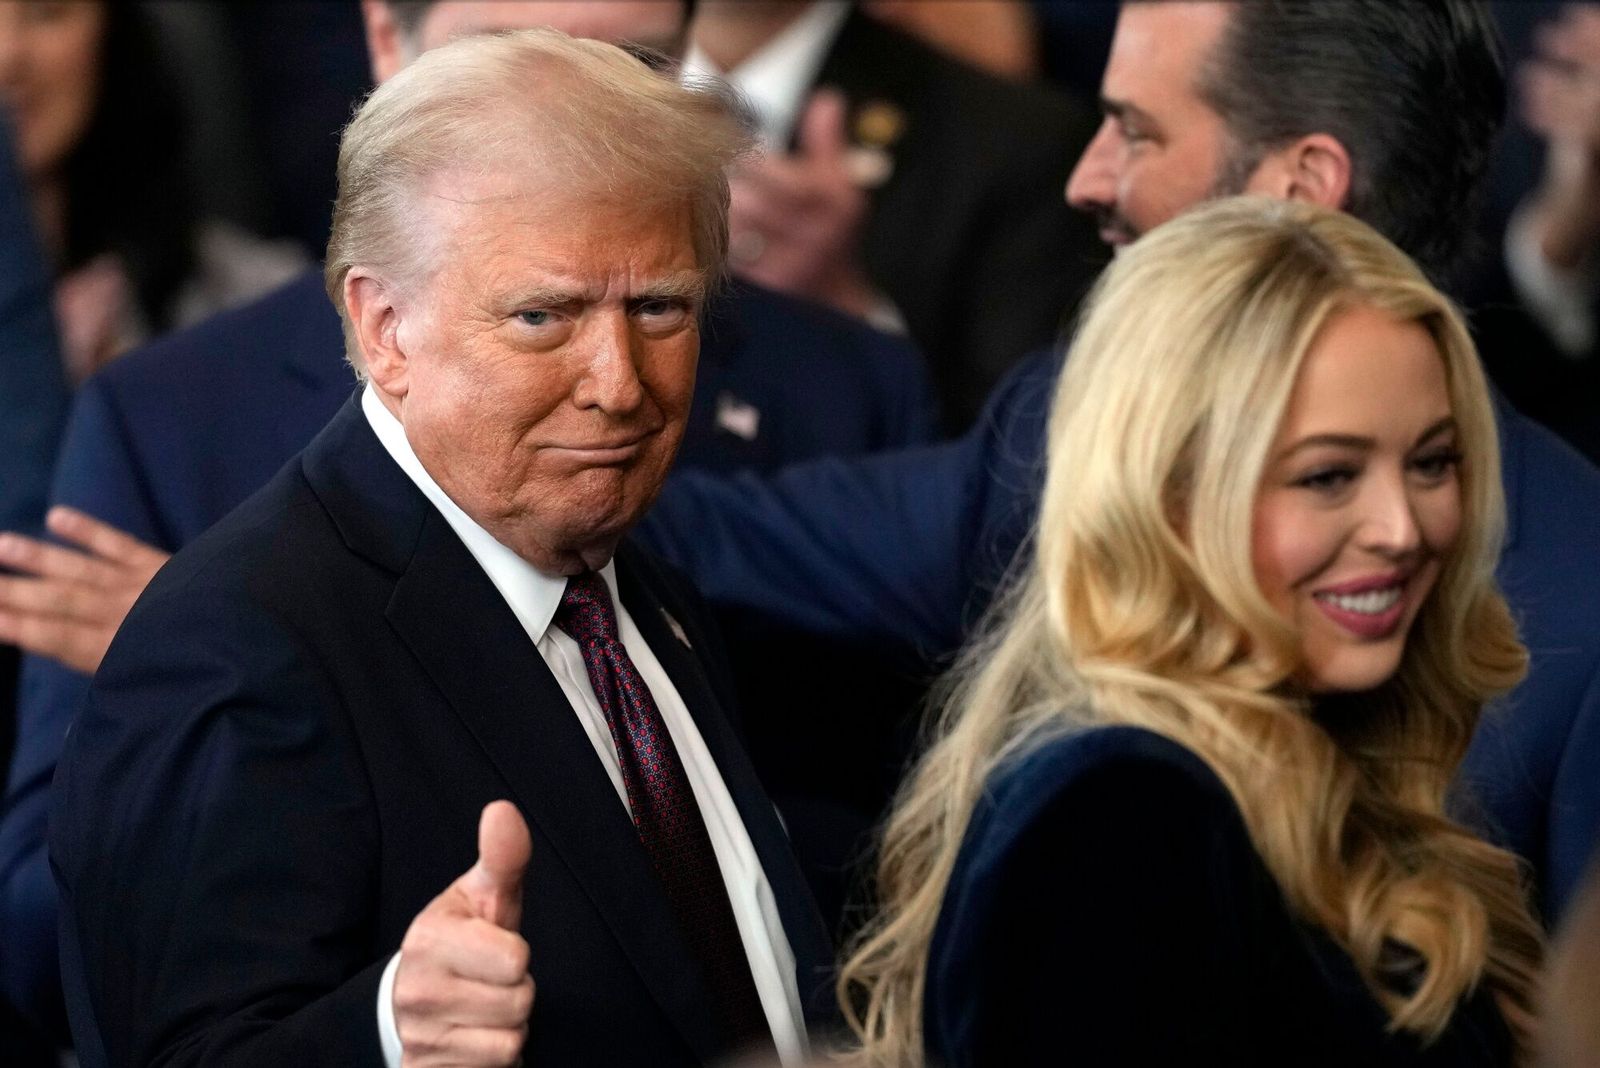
[838,197,1543,1067]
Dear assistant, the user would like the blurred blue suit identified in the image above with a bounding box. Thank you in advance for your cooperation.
[642,347,1600,926]
[0,267,933,1038]
[0,108,70,1066]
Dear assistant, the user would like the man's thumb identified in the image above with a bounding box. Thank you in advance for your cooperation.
[461,800,531,929]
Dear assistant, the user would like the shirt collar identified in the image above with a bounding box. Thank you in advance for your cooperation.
[684,1,850,147]
[360,384,618,642]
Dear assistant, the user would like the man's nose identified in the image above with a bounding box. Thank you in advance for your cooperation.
[1065,118,1117,213]
[572,311,645,414]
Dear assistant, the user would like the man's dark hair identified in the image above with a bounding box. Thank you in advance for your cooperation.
[1196,0,1505,287]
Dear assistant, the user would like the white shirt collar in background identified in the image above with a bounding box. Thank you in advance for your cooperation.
[684,1,850,147]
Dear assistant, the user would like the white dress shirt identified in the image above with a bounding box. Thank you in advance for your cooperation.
[684,1,850,148]
[1504,198,1598,358]
[361,387,807,1066]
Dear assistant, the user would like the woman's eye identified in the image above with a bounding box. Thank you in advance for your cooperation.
[1295,467,1356,494]
[1412,448,1463,481]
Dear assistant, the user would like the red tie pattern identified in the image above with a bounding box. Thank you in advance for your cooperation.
[555,571,772,1052]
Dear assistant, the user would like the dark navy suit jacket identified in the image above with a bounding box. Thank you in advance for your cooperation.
[927,725,1513,1066]
[0,267,933,1037]
[0,107,71,1068]
[642,347,1600,926]
[50,398,835,1067]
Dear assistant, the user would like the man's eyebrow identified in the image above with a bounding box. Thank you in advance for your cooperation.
[503,272,707,309]
[634,272,708,303]
[505,286,584,308]
[1100,96,1158,131]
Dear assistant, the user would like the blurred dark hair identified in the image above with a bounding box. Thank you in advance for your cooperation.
[62,1,197,333]
[1195,0,1505,288]
[383,0,696,39]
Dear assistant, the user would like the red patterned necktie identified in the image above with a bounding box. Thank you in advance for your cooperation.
[555,571,772,1052]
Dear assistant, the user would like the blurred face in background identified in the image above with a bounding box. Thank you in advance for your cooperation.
[1065,1,1240,247]
[1251,305,1463,693]
[366,1,688,82]
[0,0,105,179]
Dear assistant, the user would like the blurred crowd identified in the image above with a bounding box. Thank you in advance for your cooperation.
[1,2,1599,1066]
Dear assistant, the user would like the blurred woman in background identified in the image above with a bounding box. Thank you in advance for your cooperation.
[0,0,299,381]
[839,198,1544,1066]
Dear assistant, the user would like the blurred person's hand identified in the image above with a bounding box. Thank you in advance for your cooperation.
[394,801,536,1067]
[0,505,169,673]
[1520,4,1600,270]
[727,90,880,322]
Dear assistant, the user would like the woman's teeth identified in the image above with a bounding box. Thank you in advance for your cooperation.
[1316,587,1402,615]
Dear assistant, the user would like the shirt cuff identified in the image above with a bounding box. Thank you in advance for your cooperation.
[377,951,404,1068]
[1505,199,1599,358]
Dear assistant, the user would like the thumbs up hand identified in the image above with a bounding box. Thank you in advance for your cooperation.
[726,88,880,321]
[393,801,536,1067]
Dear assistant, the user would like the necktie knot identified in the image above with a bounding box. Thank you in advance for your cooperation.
[556,571,620,645]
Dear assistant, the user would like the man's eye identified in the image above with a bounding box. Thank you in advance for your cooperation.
[517,310,554,328]
[634,299,690,323]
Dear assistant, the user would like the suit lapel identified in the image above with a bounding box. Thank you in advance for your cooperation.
[618,555,838,1017]
[381,512,727,1063]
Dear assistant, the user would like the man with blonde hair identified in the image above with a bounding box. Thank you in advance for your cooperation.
[49,29,832,1068]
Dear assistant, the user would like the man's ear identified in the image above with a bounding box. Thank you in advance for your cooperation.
[1243,133,1352,211]
[344,268,412,400]
[360,0,408,84]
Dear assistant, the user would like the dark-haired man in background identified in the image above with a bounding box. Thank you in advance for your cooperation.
[643,0,1600,926]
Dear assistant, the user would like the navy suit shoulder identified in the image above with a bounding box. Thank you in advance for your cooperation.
[927,725,1513,1067]
[686,279,937,473]
[1463,402,1600,919]
[641,345,1056,655]
[53,268,351,548]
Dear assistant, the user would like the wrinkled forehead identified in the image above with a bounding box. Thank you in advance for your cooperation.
[412,166,698,275]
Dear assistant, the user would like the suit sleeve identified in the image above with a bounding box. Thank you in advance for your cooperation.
[0,375,178,1041]
[50,582,388,1067]
[925,751,1272,1067]
[637,348,1058,661]
[0,111,68,538]
[1548,661,1600,918]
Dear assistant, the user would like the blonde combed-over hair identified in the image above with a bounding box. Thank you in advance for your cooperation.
[322,27,752,375]
[838,197,1542,1065]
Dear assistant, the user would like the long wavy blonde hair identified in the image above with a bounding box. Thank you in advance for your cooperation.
[838,197,1543,1065]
